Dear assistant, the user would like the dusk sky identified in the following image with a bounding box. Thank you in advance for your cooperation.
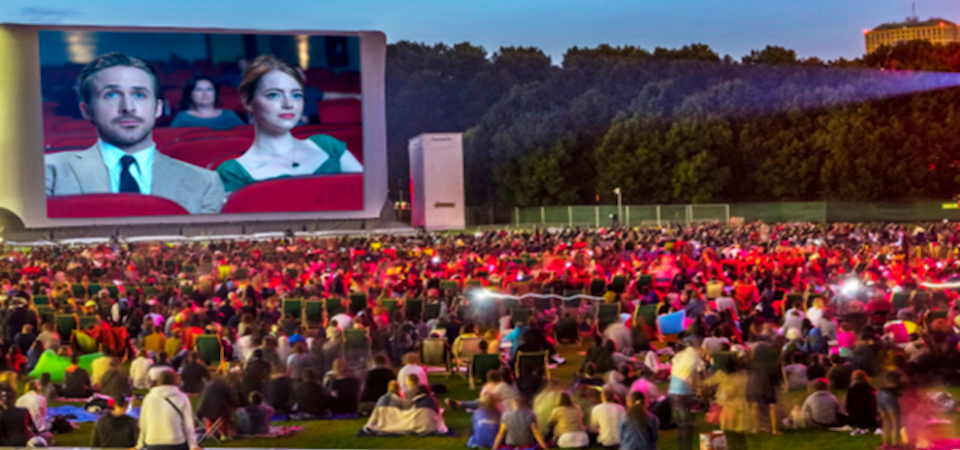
[2,0,957,62]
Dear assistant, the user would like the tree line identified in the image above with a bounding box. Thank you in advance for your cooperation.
[385,40,960,208]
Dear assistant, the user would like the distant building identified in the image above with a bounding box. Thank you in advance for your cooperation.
[864,17,959,54]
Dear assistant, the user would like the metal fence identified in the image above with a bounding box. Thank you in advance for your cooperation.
[512,204,731,227]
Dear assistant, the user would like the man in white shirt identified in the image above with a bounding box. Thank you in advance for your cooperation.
[715,296,738,319]
[130,349,155,390]
[44,52,225,214]
[397,352,429,399]
[137,370,199,450]
[15,381,51,434]
[590,387,626,448]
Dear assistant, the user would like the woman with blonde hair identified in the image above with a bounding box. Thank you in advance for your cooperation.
[216,55,362,192]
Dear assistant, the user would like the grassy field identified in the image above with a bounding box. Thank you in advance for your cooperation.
[44,345,960,449]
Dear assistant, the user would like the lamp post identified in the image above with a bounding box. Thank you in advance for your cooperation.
[613,187,622,227]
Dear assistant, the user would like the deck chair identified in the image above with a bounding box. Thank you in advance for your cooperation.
[784,294,804,312]
[282,298,304,321]
[79,315,100,331]
[285,268,299,279]
[469,353,501,389]
[454,336,483,376]
[534,293,553,312]
[349,292,368,314]
[589,278,606,296]
[56,314,77,339]
[554,316,580,345]
[610,275,627,294]
[515,351,550,380]
[637,274,653,288]
[325,297,344,317]
[70,283,86,298]
[164,259,177,271]
[183,263,198,276]
[33,295,49,306]
[421,336,450,378]
[511,307,534,325]
[199,415,225,444]
[711,351,737,372]
[563,289,582,309]
[405,298,424,320]
[195,334,224,366]
[87,283,102,296]
[344,328,372,361]
[891,292,910,310]
[380,298,399,316]
[424,302,442,321]
[502,296,521,311]
[304,300,324,328]
[634,303,658,330]
[926,310,948,326]
[141,285,158,296]
[465,279,483,291]
[36,305,55,324]
[440,280,459,294]
[105,284,119,298]
[596,302,622,331]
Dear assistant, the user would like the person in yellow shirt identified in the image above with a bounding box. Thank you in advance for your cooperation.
[164,328,183,359]
[142,321,167,357]
[90,348,114,388]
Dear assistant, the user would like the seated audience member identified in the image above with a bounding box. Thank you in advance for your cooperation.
[237,391,274,436]
[130,349,154,390]
[619,391,660,450]
[179,351,211,394]
[493,395,548,450]
[90,395,139,448]
[447,370,519,413]
[25,341,44,373]
[591,387,626,448]
[397,352,429,399]
[242,349,273,401]
[292,368,334,418]
[38,373,60,402]
[548,391,589,448]
[0,397,33,447]
[148,351,175,382]
[265,373,294,417]
[14,325,37,355]
[98,357,132,400]
[325,357,362,415]
[63,354,94,398]
[578,362,605,388]
[826,354,853,390]
[6,347,26,373]
[197,377,239,439]
[36,323,60,353]
[783,353,809,390]
[170,75,245,130]
[361,354,396,403]
[90,349,114,388]
[845,370,878,434]
[467,394,502,449]
[285,342,315,382]
[15,381,51,436]
[802,378,845,428]
[806,354,827,381]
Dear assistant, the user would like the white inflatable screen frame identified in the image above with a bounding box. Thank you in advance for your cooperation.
[0,25,388,229]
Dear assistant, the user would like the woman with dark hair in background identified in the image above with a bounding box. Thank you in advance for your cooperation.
[169,75,244,130]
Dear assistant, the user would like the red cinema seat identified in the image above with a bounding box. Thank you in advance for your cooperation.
[42,102,59,116]
[305,67,333,86]
[52,120,95,134]
[340,71,361,93]
[45,134,97,149]
[166,69,196,86]
[160,137,252,168]
[193,60,220,76]
[43,116,74,132]
[221,174,363,213]
[180,127,255,142]
[163,87,183,112]
[47,193,189,218]
[207,152,243,170]
[292,126,363,163]
[152,126,210,147]
[317,75,352,93]
[317,99,361,125]
[44,147,87,154]
[219,91,244,113]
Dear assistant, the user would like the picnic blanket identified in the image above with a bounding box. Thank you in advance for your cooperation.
[358,393,458,437]
[47,405,101,423]
[238,425,305,438]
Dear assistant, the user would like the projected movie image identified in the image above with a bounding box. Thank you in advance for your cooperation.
[41,31,364,218]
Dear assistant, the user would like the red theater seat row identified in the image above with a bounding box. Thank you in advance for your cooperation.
[318,99,361,125]
[221,174,363,213]
[48,194,189,218]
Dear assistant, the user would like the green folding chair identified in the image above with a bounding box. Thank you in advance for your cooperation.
[349,292,367,314]
[465,279,483,291]
[285,268,299,279]
[304,300,324,328]
[610,275,627,294]
[343,328,372,361]
[36,305,55,324]
[70,283,86,298]
[514,351,550,380]
[282,298,303,321]
[589,278,606,296]
[926,310,948,326]
[79,315,100,331]
[424,302,443,321]
[596,303,622,330]
[33,295,49,306]
[421,336,450,378]
[784,294,804,311]
[181,285,195,297]
[637,274,653,288]
[325,297,343,317]
[503,297,521,311]
[405,298,424,320]
[183,264,198,276]
[511,307,534,325]
[469,353,501,389]
[634,303,658,329]
[554,316,580,345]
[380,298,399,316]
[195,334,224,366]
[711,351,737,372]
[105,284,119,298]
[88,283,102,296]
[440,280,459,294]
[563,289,582,309]
[141,285,158,297]
[56,314,77,339]
[891,292,910,310]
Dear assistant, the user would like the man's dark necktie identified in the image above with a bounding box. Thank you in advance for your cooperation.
[119,155,141,193]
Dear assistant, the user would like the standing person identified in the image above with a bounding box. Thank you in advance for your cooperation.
[668,335,705,450]
[877,370,906,449]
[492,396,550,450]
[845,370,878,435]
[137,370,199,450]
[590,387,626,449]
[90,395,139,449]
[169,76,244,130]
[618,391,660,450]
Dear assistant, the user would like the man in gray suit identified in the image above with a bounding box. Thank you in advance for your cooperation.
[45,52,225,214]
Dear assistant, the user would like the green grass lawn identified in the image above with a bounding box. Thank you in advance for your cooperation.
[43,345,960,449]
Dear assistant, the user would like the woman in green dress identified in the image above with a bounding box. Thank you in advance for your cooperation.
[216,55,362,192]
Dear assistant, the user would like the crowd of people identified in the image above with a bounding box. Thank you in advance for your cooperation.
[0,221,959,449]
